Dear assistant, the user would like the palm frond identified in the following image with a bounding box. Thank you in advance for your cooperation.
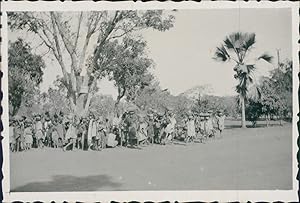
[257,53,273,63]
[242,33,256,51]
[229,32,243,48]
[248,85,262,102]
[213,45,230,62]
[246,64,255,73]
[235,84,247,98]
[223,37,235,50]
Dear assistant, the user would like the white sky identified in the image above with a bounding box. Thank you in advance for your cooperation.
[9,8,292,99]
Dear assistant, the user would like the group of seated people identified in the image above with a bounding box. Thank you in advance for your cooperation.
[9,108,225,152]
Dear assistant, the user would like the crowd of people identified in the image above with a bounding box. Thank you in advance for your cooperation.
[9,107,226,152]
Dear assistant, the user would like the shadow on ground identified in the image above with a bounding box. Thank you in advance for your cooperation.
[11,174,122,192]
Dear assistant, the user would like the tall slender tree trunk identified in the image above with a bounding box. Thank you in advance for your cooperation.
[241,96,247,128]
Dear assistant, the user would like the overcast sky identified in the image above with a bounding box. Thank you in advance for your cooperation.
[9,8,292,99]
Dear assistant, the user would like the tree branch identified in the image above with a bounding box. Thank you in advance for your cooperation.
[49,13,71,93]
[51,12,78,95]
[74,12,83,53]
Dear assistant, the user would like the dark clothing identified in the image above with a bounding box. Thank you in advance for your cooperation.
[124,114,139,139]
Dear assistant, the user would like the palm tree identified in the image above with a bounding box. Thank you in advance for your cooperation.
[214,32,273,128]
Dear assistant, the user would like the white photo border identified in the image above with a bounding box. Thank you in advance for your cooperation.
[1,1,299,202]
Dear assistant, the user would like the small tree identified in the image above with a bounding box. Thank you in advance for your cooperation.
[214,32,273,128]
[245,99,263,127]
[99,37,154,107]
[8,38,45,117]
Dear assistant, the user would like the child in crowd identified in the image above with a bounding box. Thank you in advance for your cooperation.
[51,127,59,148]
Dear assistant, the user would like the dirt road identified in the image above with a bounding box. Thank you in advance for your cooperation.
[10,124,293,191]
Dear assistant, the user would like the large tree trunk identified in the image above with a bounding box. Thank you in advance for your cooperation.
[115,87,126,108]
[241,96,247,128]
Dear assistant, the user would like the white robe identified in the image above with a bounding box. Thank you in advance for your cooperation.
[165,117,176,135]
[187,119,196,138]
[107,133,118,147]
[138,122,148,141]
[87,119,97,144]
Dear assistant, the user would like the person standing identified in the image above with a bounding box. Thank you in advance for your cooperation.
[204,114,214,138]
[137,116,148,145]
[44,112,52,147]
[18,117,26,151]
[87,114,97,150]
[215,110,226,138]
[55,114,65,148]
[147,113,155,144]
[34,115,44,149]
[63,115,78,151]
[198,115,206,142]
[186,114,196,143]
[24,120,34,150]
[124,110,139,148]
[9,119,16,152]
[165,112,176,143]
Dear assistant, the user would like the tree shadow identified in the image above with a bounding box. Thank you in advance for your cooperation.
[11,174,122,192]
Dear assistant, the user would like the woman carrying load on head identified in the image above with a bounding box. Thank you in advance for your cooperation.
[124,108,139,148]
[34,114,44,149]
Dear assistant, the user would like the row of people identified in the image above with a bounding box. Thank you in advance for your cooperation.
[9,109,225,152]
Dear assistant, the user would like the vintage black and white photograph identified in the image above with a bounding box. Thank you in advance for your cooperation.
[2,1,299,202]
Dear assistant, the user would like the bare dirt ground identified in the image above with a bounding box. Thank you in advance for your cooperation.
[10,123,293,192]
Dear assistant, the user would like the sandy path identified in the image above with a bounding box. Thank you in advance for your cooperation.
[10,125,292,191]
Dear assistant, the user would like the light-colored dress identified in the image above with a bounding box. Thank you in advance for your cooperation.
[56,123,65,140]
[9,126,15,144]
[87,119,97,144]
[187,119,196,138]
[65,124,77,140]
[112,117,121,127]
[107,133,118,147]
[138,122,148,141]
[205,119,214,135]
[52,130,59,143]
[217,115,226,131]
[24,127,33,144]
[165,116,176,135]
[35,121,44,140]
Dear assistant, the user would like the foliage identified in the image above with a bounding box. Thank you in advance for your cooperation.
[97,37,155,105]
[245,99,263,127]
[244,59,292,126]
[270,59,293,118]
[40,87,72,116]
[8,38,45,116]
[89,94,115,119]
